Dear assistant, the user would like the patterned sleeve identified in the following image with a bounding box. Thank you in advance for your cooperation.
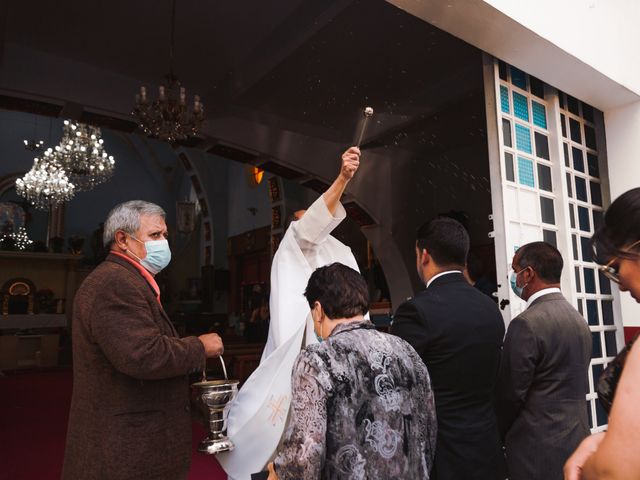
[274,350,331,479]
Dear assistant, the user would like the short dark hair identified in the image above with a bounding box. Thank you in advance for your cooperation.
[416,217,469,267]
[304,263,369,319]
[592,187,640,264]
[515,241,563,283]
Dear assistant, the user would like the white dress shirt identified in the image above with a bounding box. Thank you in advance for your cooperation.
[526,287,562,309]
[427,270,463,289]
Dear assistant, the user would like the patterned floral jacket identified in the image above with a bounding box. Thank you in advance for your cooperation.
[274,320,437,479]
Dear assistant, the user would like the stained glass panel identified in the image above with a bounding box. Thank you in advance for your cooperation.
[500,85,510,114]
[532,101,547,128]
[513,92,529,121]
[515,124,532,153]
[517,156,535,187]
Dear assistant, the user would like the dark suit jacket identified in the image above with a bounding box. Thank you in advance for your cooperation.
[62,254,206,480]
[495,292,592,480]
[391,272,506,480]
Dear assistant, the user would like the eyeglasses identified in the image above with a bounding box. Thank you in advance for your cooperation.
[595,239,640,285]
[599,260,621,284]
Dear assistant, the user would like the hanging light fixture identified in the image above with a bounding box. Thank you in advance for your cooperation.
[52,120,115,192]
[132,0,204,143]
[15,148,76,210]
[23,139,45,153]
[0,226,34,251]
[23,115,46,153]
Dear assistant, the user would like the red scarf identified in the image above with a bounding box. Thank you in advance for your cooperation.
[111,251,161,304]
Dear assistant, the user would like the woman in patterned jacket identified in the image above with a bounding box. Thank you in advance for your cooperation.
[268,262,437,480]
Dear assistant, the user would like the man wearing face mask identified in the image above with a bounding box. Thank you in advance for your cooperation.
[495,241,591,480]
[62,200,224,480]
[391,217,506,480]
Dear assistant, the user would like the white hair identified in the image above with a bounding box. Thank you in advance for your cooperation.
[103,200,165,248]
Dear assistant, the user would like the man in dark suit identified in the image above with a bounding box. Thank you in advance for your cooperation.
[496,242,592,480]
[62,201,224,480]
[391,217,505,480]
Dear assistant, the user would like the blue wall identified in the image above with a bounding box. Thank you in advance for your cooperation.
[0,109,278,268]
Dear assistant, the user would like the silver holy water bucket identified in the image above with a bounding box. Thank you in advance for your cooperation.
[191,359,239,454]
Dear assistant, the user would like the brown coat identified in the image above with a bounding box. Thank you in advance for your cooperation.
[62,254,205,480]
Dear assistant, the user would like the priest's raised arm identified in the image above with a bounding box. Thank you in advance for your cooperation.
[217,146,362,480]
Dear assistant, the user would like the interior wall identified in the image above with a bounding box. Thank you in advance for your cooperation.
[187,150,230,268]
[225,160,271,238]
[62,132,186,255]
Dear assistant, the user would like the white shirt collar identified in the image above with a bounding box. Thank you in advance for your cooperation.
[526,287,561,309]
[426,270,462,289]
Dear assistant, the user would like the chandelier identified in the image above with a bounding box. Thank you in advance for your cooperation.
[0,226,34,251]
[132,0,204,143]
[23,139,45,153]
[23,116,45,153]
[52,120,115,192]
[15,148,75,210]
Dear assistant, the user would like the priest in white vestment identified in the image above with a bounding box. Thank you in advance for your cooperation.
[217,147,362,480]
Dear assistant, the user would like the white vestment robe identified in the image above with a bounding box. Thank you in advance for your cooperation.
[217,196,360,480]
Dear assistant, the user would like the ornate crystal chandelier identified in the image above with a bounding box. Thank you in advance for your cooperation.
[132,0,204,143]
[52,120,115,192]
[15,148,76,210]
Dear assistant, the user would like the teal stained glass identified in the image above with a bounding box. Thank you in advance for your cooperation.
[532,101,547,129]
[500,85,509,113]
[513,92,529,121]
[510,66,528,90]
[515,124,532,153]
[517,156,535,187]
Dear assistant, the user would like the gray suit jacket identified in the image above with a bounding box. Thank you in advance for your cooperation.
[495,292,592,480]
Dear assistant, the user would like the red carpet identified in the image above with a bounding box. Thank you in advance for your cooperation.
[0,368,227,480]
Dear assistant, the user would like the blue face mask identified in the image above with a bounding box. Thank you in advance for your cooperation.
[129,236,171,274]
[510,269,527,299]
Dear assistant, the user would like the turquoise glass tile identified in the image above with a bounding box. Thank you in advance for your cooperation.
[513,92,529,121]
[510,66,528,90]
[517,156,535,187]
[532,101,547,129]
[515,124,532,153]
[500,85,509,113]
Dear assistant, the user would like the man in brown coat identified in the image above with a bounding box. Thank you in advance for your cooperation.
[62,200,224,480]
